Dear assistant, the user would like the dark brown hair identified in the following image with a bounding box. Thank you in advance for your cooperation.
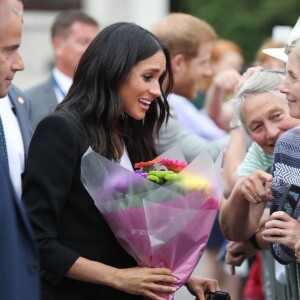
[57,22,173,164]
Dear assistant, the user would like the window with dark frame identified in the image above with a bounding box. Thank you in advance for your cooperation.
[25,0,82,11]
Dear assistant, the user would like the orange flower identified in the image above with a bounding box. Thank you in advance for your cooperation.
[134,157,161,169]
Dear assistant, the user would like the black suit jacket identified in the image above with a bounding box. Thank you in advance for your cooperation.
[23,113,142,300]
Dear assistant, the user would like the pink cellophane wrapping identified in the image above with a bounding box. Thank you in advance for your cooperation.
[81,146,223,300]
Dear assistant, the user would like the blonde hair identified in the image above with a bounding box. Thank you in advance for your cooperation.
[152,13,216,59]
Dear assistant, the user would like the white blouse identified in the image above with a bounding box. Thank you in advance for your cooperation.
[119,146,133,171]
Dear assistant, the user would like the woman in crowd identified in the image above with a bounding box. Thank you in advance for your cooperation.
[219,70,300,299]
[22,22,218,300]
[220,70,300,244]
[263,38,300,264]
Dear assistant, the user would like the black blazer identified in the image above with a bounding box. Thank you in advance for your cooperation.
[23,113,142,300]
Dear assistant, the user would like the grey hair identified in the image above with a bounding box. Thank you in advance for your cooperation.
[232,71,286,135]
[285,37,300,60]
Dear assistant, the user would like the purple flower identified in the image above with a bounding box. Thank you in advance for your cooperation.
[134,169,148,178]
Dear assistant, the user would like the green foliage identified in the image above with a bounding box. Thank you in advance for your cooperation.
[147,170,178,185]
[170,0,300,65]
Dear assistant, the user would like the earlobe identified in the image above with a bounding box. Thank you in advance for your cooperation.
[52,36,63,55]
[172,54,185,73]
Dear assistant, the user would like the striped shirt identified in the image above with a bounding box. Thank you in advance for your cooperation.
[271,126,300,264]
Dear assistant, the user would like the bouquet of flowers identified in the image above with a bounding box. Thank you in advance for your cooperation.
[81,146,223,300]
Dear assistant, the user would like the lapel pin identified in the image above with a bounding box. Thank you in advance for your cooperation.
[18,97,24,104]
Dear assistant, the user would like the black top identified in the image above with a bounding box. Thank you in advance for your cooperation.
[23,112,142,300]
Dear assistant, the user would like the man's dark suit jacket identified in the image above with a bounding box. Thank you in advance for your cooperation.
[23,113,143,300]
[0,158,40,300]
[25,77,58,128]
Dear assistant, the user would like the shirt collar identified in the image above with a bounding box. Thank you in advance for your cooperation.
[52,67,73,95]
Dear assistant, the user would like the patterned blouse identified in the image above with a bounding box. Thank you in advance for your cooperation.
[271,126,300,264]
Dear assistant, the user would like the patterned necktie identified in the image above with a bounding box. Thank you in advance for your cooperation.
[0,116,9,169]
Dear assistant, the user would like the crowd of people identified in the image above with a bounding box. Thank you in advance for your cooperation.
[1,0,300,299]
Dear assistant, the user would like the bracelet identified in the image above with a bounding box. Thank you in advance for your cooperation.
[249,228,262,250]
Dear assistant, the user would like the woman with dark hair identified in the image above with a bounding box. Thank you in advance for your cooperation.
[22,22,218,300]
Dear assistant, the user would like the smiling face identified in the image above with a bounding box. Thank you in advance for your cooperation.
[280,52,300,119]
[241,92,300,154]
[173,41,213,99]
[119,50,166,120]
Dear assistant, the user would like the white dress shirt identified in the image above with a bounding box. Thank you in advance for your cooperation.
[0,96,24,199]
[52,67,73,103]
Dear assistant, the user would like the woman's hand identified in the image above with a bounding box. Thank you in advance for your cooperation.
[240,170,273,204]
[112,267,177,300]
[262,211,300,250]
[185,275,219,300]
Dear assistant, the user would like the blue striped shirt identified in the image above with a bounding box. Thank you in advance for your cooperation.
[271,126,300,264]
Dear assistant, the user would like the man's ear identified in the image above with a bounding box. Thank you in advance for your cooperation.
[171,54,185,74]
[52,36,64,56]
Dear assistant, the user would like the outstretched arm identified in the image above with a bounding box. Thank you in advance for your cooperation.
[222,126,248,197]
[220,170,273,241]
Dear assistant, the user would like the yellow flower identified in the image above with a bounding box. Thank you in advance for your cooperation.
[177,174,211,192]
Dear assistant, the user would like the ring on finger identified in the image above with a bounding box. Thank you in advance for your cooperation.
[254,193,262,203]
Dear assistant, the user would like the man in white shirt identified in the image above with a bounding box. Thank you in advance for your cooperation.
[0,85,32,199]
[26,9,99,126]
[0,1,40,299]
[0,0,31,198]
